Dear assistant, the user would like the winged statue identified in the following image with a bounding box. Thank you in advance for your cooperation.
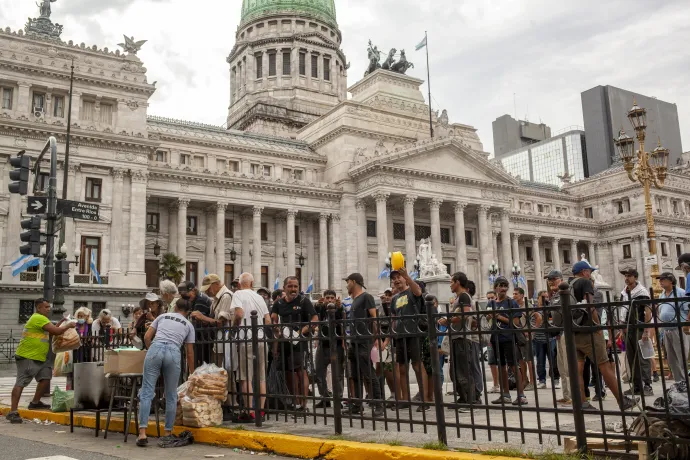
[37,0,57,18]
[118,35,147,55]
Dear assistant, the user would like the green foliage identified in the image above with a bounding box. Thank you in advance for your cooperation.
[420,441,449,451]
[158,253,184,284]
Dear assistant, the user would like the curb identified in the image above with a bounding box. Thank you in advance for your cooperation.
[1,406,528,460]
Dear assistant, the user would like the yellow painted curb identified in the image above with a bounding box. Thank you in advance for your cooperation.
[0,406,530,460]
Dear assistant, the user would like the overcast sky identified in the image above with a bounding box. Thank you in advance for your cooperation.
[1,0,688,155]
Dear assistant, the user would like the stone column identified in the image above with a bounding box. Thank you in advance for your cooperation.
[205,209,216,276]
[108,168,125,275]
[216,203,226,277]
[477,205,491,297]
[319,213,329,291]
[274,214,285,281]
[241,214,251,273]
[306,218,315,290]
[500,209,512,278]
[330,214,341,291]
[168,204,178,255]
[552,238,561,271]
[454,202,467,272]
[512,233,521,270]
[430,198,443,256]
[252,206,263,283]
[533,235,543,292]
[571,240,579,265]
[286,210,297,277]
[610,241,621,293]
[588,241,596,266]
[492,230,500,268]
[374,192,390,289]
[404,196,417,262]
[355,200,368,276]
[127,170,148,278]
[177,197,190,265]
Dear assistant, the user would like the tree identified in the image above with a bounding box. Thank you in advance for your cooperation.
[158,253,184,284]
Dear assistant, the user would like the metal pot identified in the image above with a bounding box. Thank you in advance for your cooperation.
[73,362,110,410]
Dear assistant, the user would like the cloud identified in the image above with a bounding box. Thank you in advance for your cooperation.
[1,0,688,152]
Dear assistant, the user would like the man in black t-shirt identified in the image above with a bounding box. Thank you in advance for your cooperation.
[390,268,430,411]
[270,276,318,412]
[342,273,383,416]
[313,290,345,408]
[178,281,213,367]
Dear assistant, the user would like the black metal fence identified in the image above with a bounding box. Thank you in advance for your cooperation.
[60,284,690,457]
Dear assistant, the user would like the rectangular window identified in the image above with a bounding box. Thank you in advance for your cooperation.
[282,51,291,75]
[224,264,235,287]
[661,242,668,257]
[323,57,331,81]
[38,173,49,192]
[18,300,34,324]
[268,53,276,76]
[526,246,534,262]
[250,163,260,175]
[441,228,451,244]
[584,207,593,219]
[85,177,102,202]
[186,262,198,286]
[255,54,263,79]
[366,220,376,238]
[186,216,198,235]
[263,165,272,177]
[299,52,306,75]
[216,159,226,171]
[79,236,100,275]
[261,222,268,241]
[677,244,683,258]
[295,225,301,244]
[261,266,269,289]
[33,92,45,111]
[545,247,552,263]
[563,249,571,264]
[464,230,474,247]
[623,244,632,259]
[414,225,431,241]
[53,95,65,117]
[180,154,190,165]
[91,302,106,318]
[193,156,204,168]
[228,161,239,172]
[155,150,166,162]
[2,88,12,109]
[145,259,159,288]
[100,103,113,124]
[146,212,160,232]
[393,223,405,240]
[617,201,624,214]
[293,169,304,180]
[311,54,318,78]
[537,204,544,213]
[82,100,95,121]
[225,219,234,238]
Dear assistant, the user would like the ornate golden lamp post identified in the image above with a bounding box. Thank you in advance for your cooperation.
[614,99,670,295]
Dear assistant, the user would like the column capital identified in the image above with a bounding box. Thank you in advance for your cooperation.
[215,202,227,212]
[478,204,490,215]
[429,198,443,210]
[330,213,341,223]
[633,235,642,242]
[130,169,148,183]
[571,239,580,244]
[512,233,521,240]
[67,163,80,175]
[532,235,540,243]
[372,192,389,203]
[553,237,561,244]
[241,213,252,222]
[500,208,511,218]
[403,195,417,206]
[252,206,264,217]
[286,209,298,219]
[111,167,126,181]
[355,200,366,210]
[178,197,190,209]
[454,201,467,213]
[319,212,330,221]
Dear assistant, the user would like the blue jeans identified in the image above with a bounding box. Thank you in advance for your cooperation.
[139,341,181,432]
[533,338,557,384]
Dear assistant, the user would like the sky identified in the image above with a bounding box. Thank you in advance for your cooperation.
[1,0,688,155]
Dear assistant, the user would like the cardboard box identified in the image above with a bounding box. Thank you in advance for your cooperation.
[103,349,147,375]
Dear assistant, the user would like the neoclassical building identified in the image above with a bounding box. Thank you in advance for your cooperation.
[0,1,689,327]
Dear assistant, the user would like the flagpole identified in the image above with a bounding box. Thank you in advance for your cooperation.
[424,31,433,138]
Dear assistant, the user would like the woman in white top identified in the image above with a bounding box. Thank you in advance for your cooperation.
[91,309,122,336]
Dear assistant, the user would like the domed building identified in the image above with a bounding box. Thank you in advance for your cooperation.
[0,1,688,327]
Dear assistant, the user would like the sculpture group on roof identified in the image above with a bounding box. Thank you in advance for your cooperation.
[364,40,414,76]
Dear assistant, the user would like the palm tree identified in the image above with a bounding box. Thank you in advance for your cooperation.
[158,252,184,284]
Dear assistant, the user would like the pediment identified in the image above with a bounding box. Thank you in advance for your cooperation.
[296,32,336,48]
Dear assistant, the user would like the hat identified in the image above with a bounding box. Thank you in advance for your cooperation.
[177,281,195,294]
[383,289,392,295]
[257,287,270,296]
[619,268,639,278]
[343,273,366,289]
[678,253,690,269]
[573,260,597,275]
[199,274,222,292]
[544,269,563,280]
[656,272,676,282]
[139,292,162,309]
[493,276,510,288]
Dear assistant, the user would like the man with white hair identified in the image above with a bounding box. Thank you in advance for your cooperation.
[159,280,179,313]
[230,272,272,422]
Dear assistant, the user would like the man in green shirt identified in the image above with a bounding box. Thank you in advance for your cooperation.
[7,298,75,424]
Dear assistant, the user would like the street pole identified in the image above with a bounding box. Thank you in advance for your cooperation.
[424,31,433,139]
[62,59,74,200]
[43,137,58,302]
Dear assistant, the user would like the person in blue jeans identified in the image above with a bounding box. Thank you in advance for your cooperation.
[137,299,196,447]
[532,290,560,389]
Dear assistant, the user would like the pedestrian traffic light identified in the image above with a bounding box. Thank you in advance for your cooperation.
[19,216,42,257]
[55,258,70,288]
[8,151,30,196]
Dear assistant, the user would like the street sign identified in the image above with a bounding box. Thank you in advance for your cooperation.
[27,196,48,215]
[644,255,658,266]
[58,200,99,222]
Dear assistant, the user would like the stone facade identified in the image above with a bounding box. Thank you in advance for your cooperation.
[0,4,689,330]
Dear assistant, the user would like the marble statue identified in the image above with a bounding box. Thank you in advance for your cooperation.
[118,35,147,55]
[37,0,57,18]
[417,238,448,278]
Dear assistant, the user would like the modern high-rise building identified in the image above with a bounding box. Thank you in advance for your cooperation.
[581,85,683,175]
[492,114,552,159]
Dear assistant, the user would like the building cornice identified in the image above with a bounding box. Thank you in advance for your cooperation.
[0,284,149,295]
[509,211,599,230]
[228,32,345,64]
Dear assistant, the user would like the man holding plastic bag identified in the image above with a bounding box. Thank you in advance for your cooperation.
[6,298,76,424]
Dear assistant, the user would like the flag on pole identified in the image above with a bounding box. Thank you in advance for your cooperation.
[204,269,209,276]
[415,35,427,51]
[10,254,40,277]
[306,274,314,294]
[274,272,280,291]
[90,251,102,285]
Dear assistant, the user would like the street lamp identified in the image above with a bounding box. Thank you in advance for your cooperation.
[488,260,499,285]
[298,253,305,267]
[511,262,522,287]
[614,98,669,294]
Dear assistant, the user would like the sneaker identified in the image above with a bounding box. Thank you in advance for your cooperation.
[222,407,234,422]
[581,401,597,410]
[557,398,572,406]
[643,385,654,396]
[512,396,528,406]
[489,386,502,394]
[314,400,332,409]
[234,412,253,423]
[372,406,384,418]
[491,396,512,405]
[342,405,362,416]
[6,412,22,424]
[621,396,639,411]
[28,400,50,410]
[537,382,547,389]
[524,383,534,391]
[416,404,430,413]
[554,380,561,389]
[412,392,422,402]
[653,372,660,383]
[396,402,411,410]
[592,394,606,402]
[624,387,640,396]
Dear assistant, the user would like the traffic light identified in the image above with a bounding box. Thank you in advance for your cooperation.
[19,216,42,257]
[8,151,30,196]
[55,258,70,288]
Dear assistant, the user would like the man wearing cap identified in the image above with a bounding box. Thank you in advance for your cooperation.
[657,272,689,391]
[619,268,653,396]
[571,260,636,410]
[178,281,213,367]
[544,270,569,403]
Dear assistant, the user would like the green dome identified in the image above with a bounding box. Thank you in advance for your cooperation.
[241,0,337,27]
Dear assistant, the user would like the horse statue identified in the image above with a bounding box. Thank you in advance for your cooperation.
[381,48,397,70]
[391,49,414,74]
[364,40,381,76]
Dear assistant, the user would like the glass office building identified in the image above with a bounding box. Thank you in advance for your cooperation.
[499,129,588,187]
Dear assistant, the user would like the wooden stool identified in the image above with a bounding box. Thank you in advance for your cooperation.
[104,373,161,442]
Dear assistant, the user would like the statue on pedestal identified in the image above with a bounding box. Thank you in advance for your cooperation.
[416,238,448,279]
[37,0,57,18]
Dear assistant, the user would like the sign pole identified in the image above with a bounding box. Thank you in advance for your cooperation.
[44,137,58,303]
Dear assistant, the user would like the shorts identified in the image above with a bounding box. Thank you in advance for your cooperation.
[238,342,267,383]
[280,343,305,372]
[517,339,533,362]
[574,332,609,366]
[394,337,422,365]
[492,339,517,367]
[15,358,51,388]
[487,343,498,366]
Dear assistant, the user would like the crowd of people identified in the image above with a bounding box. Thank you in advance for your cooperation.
[5,256,690,445]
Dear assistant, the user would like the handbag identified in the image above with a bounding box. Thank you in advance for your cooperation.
[440,335,451,355]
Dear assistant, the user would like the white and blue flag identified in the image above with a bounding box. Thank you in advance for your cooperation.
[10,254,40,277]
[305,274,314,294]
[90,251,102,285]
[274,272,280,291]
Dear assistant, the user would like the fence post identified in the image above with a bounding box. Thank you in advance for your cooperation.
[327,303,343,435]
[559,282,587,453]
[250,310,262,428]
[425,294,447,446]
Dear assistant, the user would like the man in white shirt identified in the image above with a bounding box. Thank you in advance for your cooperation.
[230,272,272,422]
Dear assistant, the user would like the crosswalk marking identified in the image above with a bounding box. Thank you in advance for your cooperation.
[26,457,80,460]
[0,376,66,400]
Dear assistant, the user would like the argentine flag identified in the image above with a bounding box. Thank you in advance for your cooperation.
[274,272,280,291]
[305,274,314,294]
[90,251,102,285]
[11,254,40,277]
